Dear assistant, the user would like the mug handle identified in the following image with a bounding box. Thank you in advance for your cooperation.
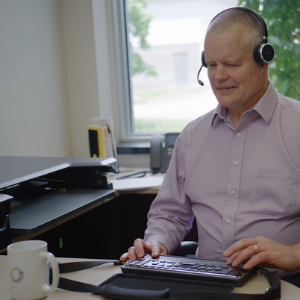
[40,252,59,293]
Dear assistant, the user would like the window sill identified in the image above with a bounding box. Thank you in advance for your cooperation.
[117,142,150,155]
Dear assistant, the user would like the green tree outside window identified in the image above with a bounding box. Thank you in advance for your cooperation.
[238,0,300,100]
[127,0,157,77]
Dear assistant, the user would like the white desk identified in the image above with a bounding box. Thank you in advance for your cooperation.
[108,168,163,195]
[1,256,300,299]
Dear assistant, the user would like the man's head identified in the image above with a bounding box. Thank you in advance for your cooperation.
[203,8,273,122]
[205,8,274,64]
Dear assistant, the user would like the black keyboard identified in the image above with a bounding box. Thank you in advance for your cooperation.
[122,255,257,286]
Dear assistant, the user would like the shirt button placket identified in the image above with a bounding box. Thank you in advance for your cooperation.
[222,130,245,249]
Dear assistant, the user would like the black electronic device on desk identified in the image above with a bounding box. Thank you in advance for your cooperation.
[0,194,12,250]
[150,133,179,173]
[122,254,258,287]
[0,156,117,247]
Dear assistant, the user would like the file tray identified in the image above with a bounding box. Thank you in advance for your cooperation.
[98,273,234,300]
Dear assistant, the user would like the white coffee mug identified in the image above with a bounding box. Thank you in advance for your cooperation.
[7,240,59,300]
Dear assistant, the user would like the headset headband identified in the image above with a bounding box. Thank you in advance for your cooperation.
[210,7,268,43]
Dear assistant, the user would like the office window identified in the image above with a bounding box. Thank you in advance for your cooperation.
[118,0,299,137]
[125,0,238,134]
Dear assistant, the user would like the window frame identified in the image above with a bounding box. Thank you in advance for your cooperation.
[107,0,155,143]
[106,0,227,143]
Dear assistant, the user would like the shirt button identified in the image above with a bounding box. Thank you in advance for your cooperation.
[226,218,231,223]
[230,190,236,195]
[234,161,238,166]
[236,133,241,137]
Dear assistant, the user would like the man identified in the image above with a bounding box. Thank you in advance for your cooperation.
[120,7,300,284]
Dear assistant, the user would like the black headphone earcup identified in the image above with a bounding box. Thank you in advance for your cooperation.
[254,43,274,64]
[201,51,207,68]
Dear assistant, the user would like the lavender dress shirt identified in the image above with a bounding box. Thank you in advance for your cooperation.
[144,83,300,277]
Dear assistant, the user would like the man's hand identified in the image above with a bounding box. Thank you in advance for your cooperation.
[223,236,300,271]
[120,238,168,262]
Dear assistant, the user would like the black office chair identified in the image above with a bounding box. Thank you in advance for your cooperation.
[172,241,198,257]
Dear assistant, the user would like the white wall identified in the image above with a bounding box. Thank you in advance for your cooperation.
[62,0,114,157]
[0,0,114,158]
[0,0,72,157]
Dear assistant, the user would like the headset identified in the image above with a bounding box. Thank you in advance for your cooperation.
[197,7,275,86]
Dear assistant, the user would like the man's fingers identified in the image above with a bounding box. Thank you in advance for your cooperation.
[224,238,255,256]
[134,238,150,257]
[230,245,258,267]
[120,239,168,262]
[120,252,129,262]
[149,243,161,257]
[226,251,239,265]
[242,252,266,269]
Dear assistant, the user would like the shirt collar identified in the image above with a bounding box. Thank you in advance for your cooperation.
[211,82,278,127]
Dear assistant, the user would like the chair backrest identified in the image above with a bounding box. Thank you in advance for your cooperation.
[172,241,198,257]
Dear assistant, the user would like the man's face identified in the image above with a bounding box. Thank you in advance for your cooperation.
[204,26,268,116]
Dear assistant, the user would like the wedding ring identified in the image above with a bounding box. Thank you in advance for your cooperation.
[253,244,259,254]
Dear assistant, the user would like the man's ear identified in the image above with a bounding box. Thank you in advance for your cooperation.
[260,63,269,74]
